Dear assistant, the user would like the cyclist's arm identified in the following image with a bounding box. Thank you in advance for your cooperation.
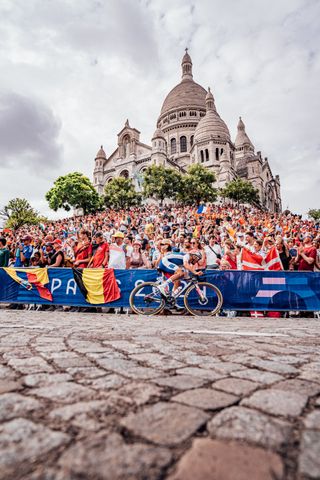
[183,256,203,275]
[153,253,163,268]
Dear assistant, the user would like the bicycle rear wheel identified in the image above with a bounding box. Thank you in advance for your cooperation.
[184,282,223,316]
[129,282,165,315]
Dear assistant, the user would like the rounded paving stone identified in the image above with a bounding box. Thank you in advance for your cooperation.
[121,401,209,446]
[167,438,284,480]
[172,388,238,410]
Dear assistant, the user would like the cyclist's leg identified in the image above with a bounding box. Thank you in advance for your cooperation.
[158,263,183,295]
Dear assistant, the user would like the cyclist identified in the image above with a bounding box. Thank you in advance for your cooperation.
[157,248,204,297]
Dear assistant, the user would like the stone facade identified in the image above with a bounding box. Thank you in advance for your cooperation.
[93,50,281,212]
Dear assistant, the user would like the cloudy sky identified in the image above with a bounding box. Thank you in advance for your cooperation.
[0,0,319,218]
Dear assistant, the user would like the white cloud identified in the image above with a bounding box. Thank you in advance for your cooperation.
[0,0,319,216]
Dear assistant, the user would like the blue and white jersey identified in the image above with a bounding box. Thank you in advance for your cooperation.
[159,252,188,274]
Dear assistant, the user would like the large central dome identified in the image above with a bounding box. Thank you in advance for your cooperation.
[160,79,207,116]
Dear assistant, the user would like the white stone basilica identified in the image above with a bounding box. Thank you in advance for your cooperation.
[93,50,281,212]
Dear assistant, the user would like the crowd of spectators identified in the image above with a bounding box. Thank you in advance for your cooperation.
[0,204,319,272]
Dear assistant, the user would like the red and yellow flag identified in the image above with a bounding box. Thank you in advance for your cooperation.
[4,268,52,301]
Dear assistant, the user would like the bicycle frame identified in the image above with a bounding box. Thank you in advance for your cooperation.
[152,275,203,303]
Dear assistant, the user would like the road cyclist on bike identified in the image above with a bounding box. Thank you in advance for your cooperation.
[155,239,204,299]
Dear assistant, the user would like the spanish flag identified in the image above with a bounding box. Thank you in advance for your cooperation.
[73,268,121,304]
[4,268,53,301]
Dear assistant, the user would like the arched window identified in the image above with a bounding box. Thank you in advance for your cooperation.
[200,150,204,163]
[190,135,194,147]
[120,170,129,178]
[180,136,187,153]
[205,149,209,161]
[215,148,219,161]
[171,138,176,154]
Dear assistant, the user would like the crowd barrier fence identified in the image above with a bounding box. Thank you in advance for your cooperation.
[0,267,319,312]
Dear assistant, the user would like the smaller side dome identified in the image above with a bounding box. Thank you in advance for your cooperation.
[193,88,230,143]
[95,145,106,159]
[152,128,165,140]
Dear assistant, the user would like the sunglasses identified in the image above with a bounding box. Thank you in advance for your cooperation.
[190,241,197,244]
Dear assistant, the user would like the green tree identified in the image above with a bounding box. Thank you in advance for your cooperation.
[46,172,101,214]
[0,198,42,230]
[307,209,320,221]
[104,177,142,209]
[142,165,182,205]
[220,178,260,206]
[178,164,217,205]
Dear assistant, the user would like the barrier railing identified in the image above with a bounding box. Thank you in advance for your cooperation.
[0,267,319,311]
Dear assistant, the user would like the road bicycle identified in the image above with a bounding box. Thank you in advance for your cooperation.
[129,273,223,316]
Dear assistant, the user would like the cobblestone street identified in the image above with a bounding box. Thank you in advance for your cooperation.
[0,310,319,479]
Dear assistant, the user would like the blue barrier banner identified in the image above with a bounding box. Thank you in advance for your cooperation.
[0,267,319,311]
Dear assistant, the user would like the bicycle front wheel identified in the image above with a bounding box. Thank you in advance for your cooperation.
[184,282,223,316]
[129,282,165,316]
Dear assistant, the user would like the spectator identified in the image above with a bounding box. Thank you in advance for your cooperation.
[74,230,92,268]
[49,239,65,267]
[89,232,109,268]
[205,236,222,269]
[128,241,151,268]
[0,237,10,267]
[16,235,33,267]
[275,236,291,270]
[296,236,317,271]
[108,231,129,269]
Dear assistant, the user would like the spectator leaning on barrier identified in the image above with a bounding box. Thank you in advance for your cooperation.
[205,236,222,269]
[128,240,151,269]
[74,230,92,268]
[108,231,130,270]
[49,239,65,267]
[296,235,317,271]
[89,232,109,268]
[0,237,10,267]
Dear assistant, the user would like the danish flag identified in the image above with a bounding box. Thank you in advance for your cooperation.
[240,247,283,271]
[264,246,283,271]
[240,248,264,270]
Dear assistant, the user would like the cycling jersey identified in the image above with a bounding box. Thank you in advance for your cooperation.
[158,252,190,274]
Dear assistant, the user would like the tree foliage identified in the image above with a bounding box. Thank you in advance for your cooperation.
[142,165,182,204]
[0,198,42,230]
[307,209,320,221]
[220,178,260,205]
[104,177,142,209]
[46,172,101,214]
[178,164,217,205]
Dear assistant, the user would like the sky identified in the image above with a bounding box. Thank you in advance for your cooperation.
[0,0,319,219]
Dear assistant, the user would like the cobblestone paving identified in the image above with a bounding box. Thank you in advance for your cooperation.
[0,310,319,479]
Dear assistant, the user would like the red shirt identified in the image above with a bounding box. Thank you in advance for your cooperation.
[75,243,93,268]
[223,254,237,270]
[92,242,109,268]
[298,246,317,271]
